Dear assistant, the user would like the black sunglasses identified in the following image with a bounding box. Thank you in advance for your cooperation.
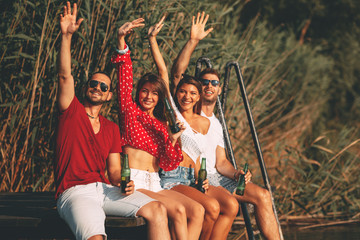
[88,80,109,92]
[200,79,220,86]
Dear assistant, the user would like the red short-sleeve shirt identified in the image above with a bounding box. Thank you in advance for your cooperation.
[54,97,122,198]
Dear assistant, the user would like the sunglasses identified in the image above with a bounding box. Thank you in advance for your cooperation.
[88,80,109,92]
[200,79,220,86]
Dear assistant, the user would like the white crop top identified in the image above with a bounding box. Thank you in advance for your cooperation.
[170,96,206,163]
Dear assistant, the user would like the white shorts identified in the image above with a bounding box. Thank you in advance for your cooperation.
[131,168,163,192]
[57,182,154,240]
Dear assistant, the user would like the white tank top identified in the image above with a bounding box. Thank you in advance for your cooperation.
[200,111,225,174]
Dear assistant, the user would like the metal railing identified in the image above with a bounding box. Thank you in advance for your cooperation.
[195,57,255,240]
[221,61,284,240]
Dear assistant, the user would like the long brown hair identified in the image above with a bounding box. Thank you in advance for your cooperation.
[135,73,168,122]
[174,74,202,114]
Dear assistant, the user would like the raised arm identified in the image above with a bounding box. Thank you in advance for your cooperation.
[148,16,170,92]
[57,1,83,111]
[117,18,145,50]
[171,12,213,92]
[111,18,145,112]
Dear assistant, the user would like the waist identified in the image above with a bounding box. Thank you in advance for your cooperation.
[179,152,196,169]
[124,145,159,172]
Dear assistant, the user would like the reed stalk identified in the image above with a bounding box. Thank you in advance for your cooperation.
[0,0,358,219]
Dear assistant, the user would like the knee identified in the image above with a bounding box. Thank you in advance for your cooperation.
[220,196,239,218]
[189,201,205,221]
[257,188,272,206]
[172,203,187,221]
[204,199,220,221]
[140,201,168,223]
[228,196,240,217]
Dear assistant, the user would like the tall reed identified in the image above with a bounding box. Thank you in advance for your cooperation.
[0,0,358,218]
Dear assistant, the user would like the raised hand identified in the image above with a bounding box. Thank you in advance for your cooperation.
[60,1,83,35]
[117,18,145,50]
[190,11,213,41]
[148,15,166,38]
[117,18,145,38]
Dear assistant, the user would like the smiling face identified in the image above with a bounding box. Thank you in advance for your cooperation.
[85,73,112,106]
[200,73,221,104]
[176,83,200,112]
[138,82,159,112]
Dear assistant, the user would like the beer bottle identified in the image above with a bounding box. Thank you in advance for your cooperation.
[196,158,207,193]
[235,163,248,196]
[121,154,131,193]
[164,97,180,133]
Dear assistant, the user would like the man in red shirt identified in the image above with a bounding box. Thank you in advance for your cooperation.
[54,2,170,240]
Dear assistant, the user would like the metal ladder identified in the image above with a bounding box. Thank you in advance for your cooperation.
[195,57,284,240]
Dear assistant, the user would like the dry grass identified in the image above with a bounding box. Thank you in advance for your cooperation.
[0,0,358,219]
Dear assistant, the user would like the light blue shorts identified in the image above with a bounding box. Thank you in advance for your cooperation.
[57,182,154,240]
[208,172,237,193]
[159,166,196,189]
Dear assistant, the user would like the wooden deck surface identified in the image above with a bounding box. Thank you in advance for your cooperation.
[0,192,147,239]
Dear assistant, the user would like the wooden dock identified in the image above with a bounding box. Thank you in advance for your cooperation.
[0,192,147,239]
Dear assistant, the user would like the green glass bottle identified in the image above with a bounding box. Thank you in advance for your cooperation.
[235,163,248,195]
[164,97,180,133]
[121,154,131,193]
[196,158,207,193]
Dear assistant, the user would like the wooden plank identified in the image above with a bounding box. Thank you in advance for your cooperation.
[0,192,147,239]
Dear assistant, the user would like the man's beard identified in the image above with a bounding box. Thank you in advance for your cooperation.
[202,95,217,105]
[85,94,107,106]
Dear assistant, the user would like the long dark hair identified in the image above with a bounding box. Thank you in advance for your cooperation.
[174,74,202,114]
[135,73,168,122]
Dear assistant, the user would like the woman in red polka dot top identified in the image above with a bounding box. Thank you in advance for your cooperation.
[111,17,204,240]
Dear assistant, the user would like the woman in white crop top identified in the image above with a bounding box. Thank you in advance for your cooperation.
[149,16,239,240]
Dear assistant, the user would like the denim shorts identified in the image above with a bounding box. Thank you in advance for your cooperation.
[208,172,237,193]
[159,166,196,190]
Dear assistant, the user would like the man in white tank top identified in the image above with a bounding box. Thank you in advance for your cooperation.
[200,69,281,240]
[171,17,281,239]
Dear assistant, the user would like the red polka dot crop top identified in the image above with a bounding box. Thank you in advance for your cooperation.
[111,46,183,171]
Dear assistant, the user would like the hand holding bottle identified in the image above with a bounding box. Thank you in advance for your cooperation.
[196,158,207,193]
[122,180,135,195]
[121,154,131,194]
[235,163,248,196]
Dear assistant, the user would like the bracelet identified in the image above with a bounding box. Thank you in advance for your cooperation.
[233,171,237,181]
[115,44,129,55]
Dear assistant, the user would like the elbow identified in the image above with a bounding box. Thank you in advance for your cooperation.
[58,73,72,82]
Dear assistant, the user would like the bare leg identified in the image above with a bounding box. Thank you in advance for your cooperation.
[171,184,220,240]
[136,201,171,240]
[157,189,205,240]
[139,189,203,240]
[234,183,280,240]
[207,186,238,240]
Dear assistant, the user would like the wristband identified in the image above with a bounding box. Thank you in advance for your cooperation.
[115,44,129,55]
